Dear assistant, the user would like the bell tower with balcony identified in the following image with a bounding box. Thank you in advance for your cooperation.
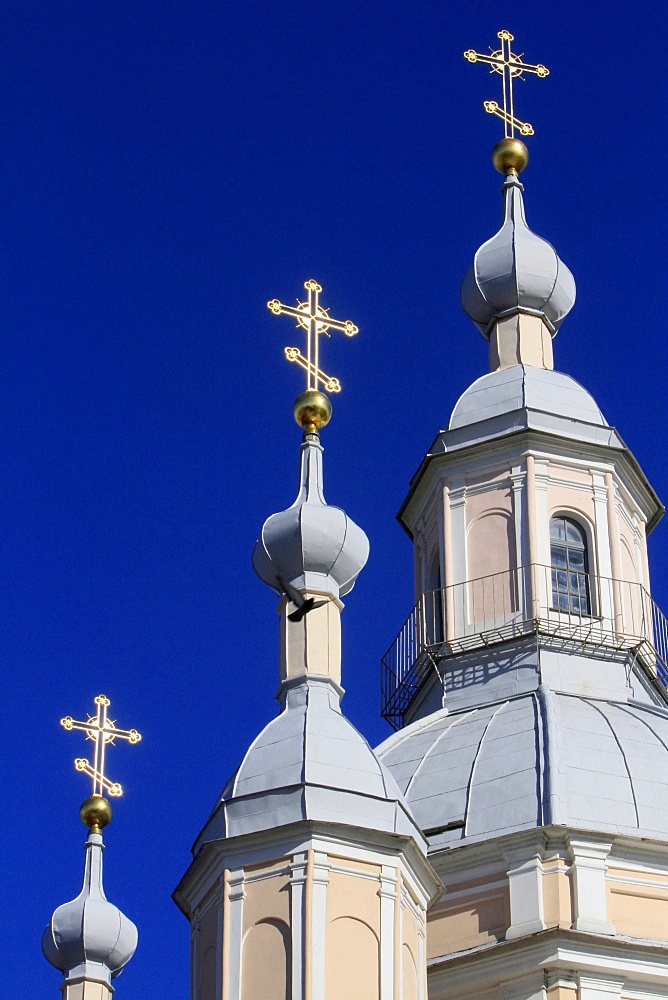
[382,136,664,729]
[376,127,668,1000]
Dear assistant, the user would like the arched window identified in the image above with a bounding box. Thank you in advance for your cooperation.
[550,516,591,615]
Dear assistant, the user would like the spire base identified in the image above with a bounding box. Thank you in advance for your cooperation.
[279,592,343,687]
[488,312,555,372]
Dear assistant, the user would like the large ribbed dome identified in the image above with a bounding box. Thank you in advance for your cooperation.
[460,172,576,337]
[377,686,668,848]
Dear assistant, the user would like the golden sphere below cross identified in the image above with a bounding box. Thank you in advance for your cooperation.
[293,389,332,433]
[492,137,529,175]
[80,794,113,832]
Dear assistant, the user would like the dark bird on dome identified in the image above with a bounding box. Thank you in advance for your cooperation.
[278,577,328,622]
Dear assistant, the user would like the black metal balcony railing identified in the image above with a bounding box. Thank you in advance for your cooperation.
[381,564,668,728]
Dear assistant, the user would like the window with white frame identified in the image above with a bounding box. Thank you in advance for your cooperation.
[550,516,591,615]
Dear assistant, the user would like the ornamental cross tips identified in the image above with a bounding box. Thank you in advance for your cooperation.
[267,279,358,394]
[464,29,549,138]
[60,694,141,798]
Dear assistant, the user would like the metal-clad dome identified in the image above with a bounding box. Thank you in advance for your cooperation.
[449,365,608,431]
[42,834,137,986]
[194,676,424,851]
[252,434,369,600]
[460,173,576,337]
[377,686,668,848]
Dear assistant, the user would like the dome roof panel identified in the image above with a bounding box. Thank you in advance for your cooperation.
[195,677,423,850]
[253,435,368,600]
[449,365,608,432]
[460,174,575,336]
[377,689,668,845]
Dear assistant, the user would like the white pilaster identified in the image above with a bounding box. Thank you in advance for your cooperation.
[226,869,245,1000]
[592,473,612,578]
[442,483,455,642]
[214,884,225,1000]
[417,910,427,1000]
[603,472,625,639]
[534,459,551,616]
[592,473,615,627]
[511,466,528,615]
[567,836,615,935]
[449,478,467,638]
[379,865,397,1000]
[632,511,643,585]
[311,852,330,1000]
[290,854,308,1000]
[416,526,427,597]
[534,460,550,563]
[503,835,546,940]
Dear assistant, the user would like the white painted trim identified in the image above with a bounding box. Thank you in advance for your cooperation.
[577,973,624,1000]
[567,837,615,936]
[379,865,397,1000]
[431,876,508,905]
[226,868,245,1000]
[290,854,307,1000]
[503,839,546,940]
[216,892,224,1000]
[243,864,292,885]
[311,852,330,1000]
[607,873,668,891]
[417,912,427,1000]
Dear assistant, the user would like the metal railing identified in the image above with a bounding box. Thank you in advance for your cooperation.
[381,564,668,727]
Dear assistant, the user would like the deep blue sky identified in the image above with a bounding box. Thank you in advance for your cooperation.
[2,2,667,997]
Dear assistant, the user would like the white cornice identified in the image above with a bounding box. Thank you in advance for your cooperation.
[399,429,662,538]
[427,928,668,995]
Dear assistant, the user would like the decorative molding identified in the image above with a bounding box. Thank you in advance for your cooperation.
[567,836,615,936]
[380,865,396,1000]
[503,838,546,940]
[577,973,624,1000]
[545,969,578,991]
[243,864,291,885]
[501,969,547,1000]
[432,876,508,906]
[463,475,513,499]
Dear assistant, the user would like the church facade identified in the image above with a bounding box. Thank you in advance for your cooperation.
[43,49,668,1000]
[171,134,668,1000]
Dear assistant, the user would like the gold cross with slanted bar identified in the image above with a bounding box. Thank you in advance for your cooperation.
[267,279,358,393]
[464,30,549,138]
[60,694,141,797]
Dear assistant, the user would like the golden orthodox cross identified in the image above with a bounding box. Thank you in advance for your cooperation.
[60,694,141,797]
[464,30,549,138]
[267,279,358,393]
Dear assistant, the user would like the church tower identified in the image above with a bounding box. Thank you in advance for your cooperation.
[42,695,140,1000]
[174,285,439,1000]
[377,31,668,1000]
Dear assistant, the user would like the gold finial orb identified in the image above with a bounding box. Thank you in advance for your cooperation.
[293,389,332,434]
[80,794,112,832]
[492,137,529,175]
